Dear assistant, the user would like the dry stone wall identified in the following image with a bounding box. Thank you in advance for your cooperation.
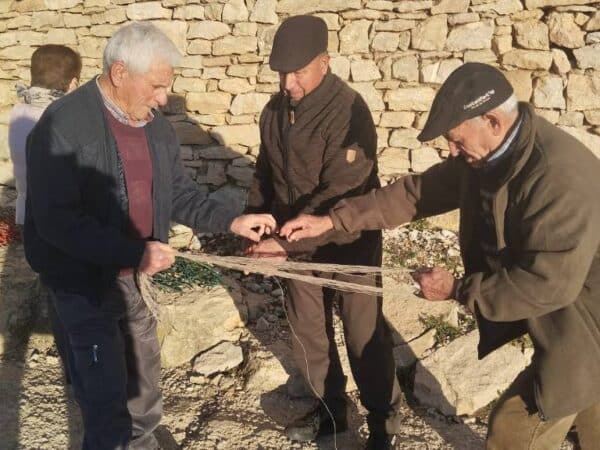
[1,0,600,210]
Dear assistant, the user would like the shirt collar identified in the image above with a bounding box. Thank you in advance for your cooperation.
[95,76,152,128]
[485,115,522,167]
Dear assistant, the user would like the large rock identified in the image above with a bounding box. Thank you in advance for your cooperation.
[210,124,261,147]
[213,36,257,55]
[350,60,381,82]
[430,0,469,14]
[389,128,420,149]
[503,70,533,102]
[222,0,248,23]
[445,21,494,51]
[379,112,415,128]
[385,87,436,112]
[229,93,270,116]
[551,48,571,74]
[532,76,565,109]
[513,21,549,50]
[414,330,533,416]
[566,73,600,111]
[276,0,361,14]
[192,341,244,376]
[126,2,171,20]
[339,20,371,54]
[378,148,411,175]
[412,147,442,172]
[45,0,81,9]
[186,92,231,114]
[188,21,230,40]
[392,55,419,82]
[420,59,462,84]
[250,0,278,24]
[330,56,350,80]
[573,45,600,70]
[372,32,400,52]
[382,277,454,345]
[502,50,552,70]
[411,15,448,51]
[152,21,188,55]
[548,13,585,48]
[471,0,522,14]
[525,0,596,6]
[350,82,385,112]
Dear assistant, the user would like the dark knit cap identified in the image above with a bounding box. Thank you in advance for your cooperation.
[418,63,514,142]
[269,15,328,73]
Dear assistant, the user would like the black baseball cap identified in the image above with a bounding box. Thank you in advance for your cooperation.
[418,63,514,142]
[269,15,328,73]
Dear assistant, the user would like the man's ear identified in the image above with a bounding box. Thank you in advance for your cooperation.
[66,77,79,94]
[483,111,502,136]
[109,61,128,87]
[319,54,330,75]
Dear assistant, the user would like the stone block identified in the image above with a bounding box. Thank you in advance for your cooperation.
[445,20,494,51]
[275,0,361,14]
[412,14,448,51]
[372,32,401,52]
[392,55,419,82]
[229,93,270,116]
[250,0,278,24]
[414,330,532,416]
[222,0,248,24]
[339,20,371,54]
[420,59,462,84]
[532,76,565,109]
[502,50,552,70]
[566,73,600,111]
[350,82,385,112]
[573,45,600,70]
[188,21,230,40]
[379,112,415,128]
[513,21,549,50]
[210,124,261,147]
[350,60,381,82]
[385,87,436,111]
[187,92,231,114]
[548,13,585,48]
[431,0,469,14]
[503,69,533,102]
[126,1,171,20]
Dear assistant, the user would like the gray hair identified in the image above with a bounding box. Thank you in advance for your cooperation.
[103,22,182,74]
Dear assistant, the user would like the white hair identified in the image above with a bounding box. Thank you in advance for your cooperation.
[467,93,519,124]
[103,22,182,74]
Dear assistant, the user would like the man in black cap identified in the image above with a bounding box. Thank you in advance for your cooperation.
[246,14,403,449]
[280,62,600,449]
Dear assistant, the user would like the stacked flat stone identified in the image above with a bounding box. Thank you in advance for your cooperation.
[1,0,599,209]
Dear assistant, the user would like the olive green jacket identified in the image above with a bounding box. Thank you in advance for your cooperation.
[328,103,600,419]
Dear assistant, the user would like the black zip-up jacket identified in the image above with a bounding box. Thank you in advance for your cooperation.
[24,79,237,298]
[246,72,381,265]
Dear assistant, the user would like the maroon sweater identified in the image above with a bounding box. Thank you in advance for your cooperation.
[105,109,153,240]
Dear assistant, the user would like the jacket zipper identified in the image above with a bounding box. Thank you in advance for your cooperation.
[283,105,296,206]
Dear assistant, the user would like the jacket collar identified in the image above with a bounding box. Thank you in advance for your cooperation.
[287,70,340,116]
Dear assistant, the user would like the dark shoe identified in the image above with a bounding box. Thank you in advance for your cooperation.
[364,432,397,450]
[284,405,348,442]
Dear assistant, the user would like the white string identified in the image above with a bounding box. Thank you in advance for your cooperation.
[274,276,339,450]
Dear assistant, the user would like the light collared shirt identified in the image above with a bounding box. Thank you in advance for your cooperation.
[95,76,153,128]
[485,115,522,167]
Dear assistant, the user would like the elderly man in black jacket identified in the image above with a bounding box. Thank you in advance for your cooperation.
[246,15,402,449]
[25,22,275,450]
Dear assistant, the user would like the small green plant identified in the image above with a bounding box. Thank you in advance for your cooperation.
[419,313,462,346]
[152,256,221,292]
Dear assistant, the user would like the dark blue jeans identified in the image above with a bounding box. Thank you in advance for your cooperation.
[49,275,162,450]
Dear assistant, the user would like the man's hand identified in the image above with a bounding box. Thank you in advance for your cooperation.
[230,214,277,242]
[245,237,287,262]
[280,214,334,242]
[139,241,176,276]
[412,267,458,301]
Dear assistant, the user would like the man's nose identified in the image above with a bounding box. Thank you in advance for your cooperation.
[448,142,460,157]
[155,90,168,107]
[281,73,297,91]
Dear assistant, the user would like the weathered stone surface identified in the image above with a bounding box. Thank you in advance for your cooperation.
[548,13,585,48]
[394,329,436,368]
[90,7,127,24]
[383,277,454,345]
[157,286,244,367]
[392,55,419,82]
[213,36,257,55]
[375,18,415,32]
[188,21,230,40]
[412,15,448,51]
[172,121,213,145]
[394,0,433,12]
[152,21,187,55]
[218,78,253,94]
[411,147,442,172]
[222,0,248,23]
[420,59,462,84]
[503,70,533,101]
[173,5,205,20]
[0,46,34,61]
[513,21,549,50]
[492,35,513,54]
[192,341,243,376]
[350,82,385,111]
[250,0,278,24]
[330,56,350,80]
[378,148,411,175]
[257,24,277,55]
[431,0,469,14]
[551,48,571,74]
[339,20,371,54]
[471,0,522,14]
[211,124,261,147]
[315,13,341,30]
[573,45,600,70]
[276,0,361,14]
[257,65,279,83]
[414,330,532,416]
[532,76,565,109]
[389,128,421,149]
[535,108,559,124]
[232,22,257,37]
[386,87,436,111]
[445,20,494,51]
[585,12,600,31]
[560,126,600,158]
[229,93,270,116]
[584,110,600,126]
[126,1,171,20]
[379,112,415,128]
[351,60,381,82]
[45,0,82,9]
[227,64,259,78]
[567,73,600,111]
[204,3,223,21]
[372,32,400,52]
[587,32,600,45]
[525,0,596,8]
[558,111,584,127]
[187,92,231,113]
[502,50,552,70]
[448,12,479,26]
[63,13,92,27]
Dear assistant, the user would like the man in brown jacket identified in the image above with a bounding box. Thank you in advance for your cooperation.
[281,63,600,449]
[246,15,402,449]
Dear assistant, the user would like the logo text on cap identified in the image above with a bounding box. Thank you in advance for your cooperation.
[463,89,495,111]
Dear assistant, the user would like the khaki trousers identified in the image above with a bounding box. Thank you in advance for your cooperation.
[487,365,600,450]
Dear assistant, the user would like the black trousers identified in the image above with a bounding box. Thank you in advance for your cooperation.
[286,271,403,434]
[48,275,162,450]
